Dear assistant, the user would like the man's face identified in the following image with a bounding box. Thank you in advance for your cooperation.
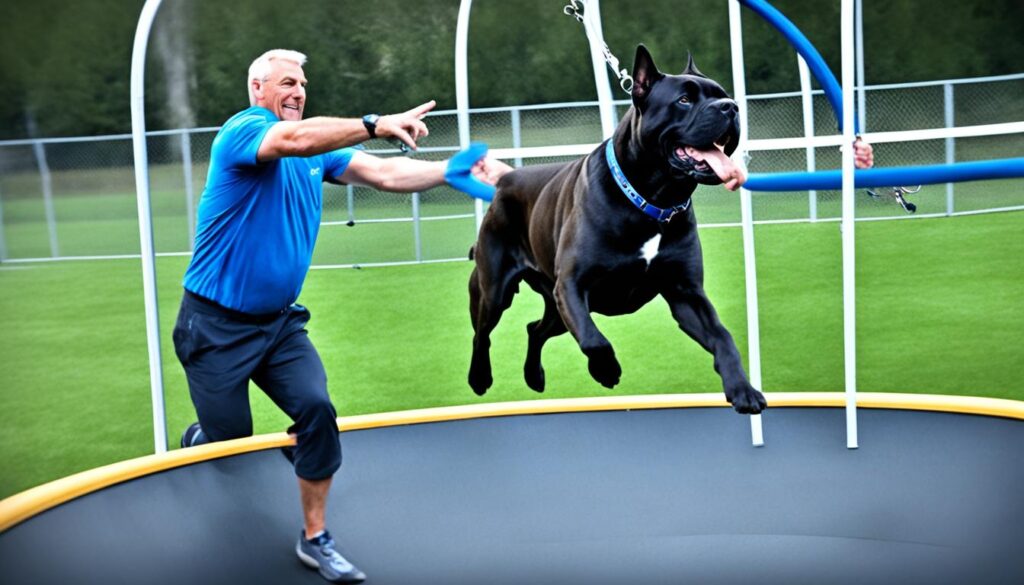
[254,59,307,121]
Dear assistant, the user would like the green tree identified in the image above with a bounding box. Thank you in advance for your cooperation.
[1,0,1021,139]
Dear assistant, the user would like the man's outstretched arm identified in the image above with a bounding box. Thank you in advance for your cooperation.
[257,101,435,162]
[338,150,513,194]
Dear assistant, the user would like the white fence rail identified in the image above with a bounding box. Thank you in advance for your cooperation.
[0,72,1021,265]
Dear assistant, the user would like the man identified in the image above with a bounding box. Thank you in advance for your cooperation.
[173,49,510,584]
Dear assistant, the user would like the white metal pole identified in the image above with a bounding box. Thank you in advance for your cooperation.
[130,0,168,454]
[798,56,818,222]
[580,0,617,138]
[729,0,763,447]
[180,130,195,249]
[855,0,866,133]
[31,140,60,257]
[840,0,859,449]
[944,83,955,215]
[454,0,484,232]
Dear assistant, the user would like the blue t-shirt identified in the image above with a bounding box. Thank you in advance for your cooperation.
[183,106,355,313]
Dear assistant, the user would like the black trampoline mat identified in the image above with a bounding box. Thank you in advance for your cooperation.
[2,407,1023,584]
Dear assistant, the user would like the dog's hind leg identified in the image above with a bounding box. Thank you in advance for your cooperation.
[468,266,497,395]
[469,266,483,332]
[468,246,525,396]
[522,273,566,393]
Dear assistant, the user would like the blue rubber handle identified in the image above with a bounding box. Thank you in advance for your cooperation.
[445,142,496,202]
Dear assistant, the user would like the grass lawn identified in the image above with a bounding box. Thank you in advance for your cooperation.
[0,211,1021,499]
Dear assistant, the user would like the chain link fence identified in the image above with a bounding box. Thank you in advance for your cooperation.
[1,73,1021,265]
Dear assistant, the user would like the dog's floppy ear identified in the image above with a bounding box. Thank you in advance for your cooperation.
[683,52,707,78]
[631,44,663,110]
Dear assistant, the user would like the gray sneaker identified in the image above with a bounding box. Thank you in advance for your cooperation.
[296,530,366,583]
[179,422,204,448]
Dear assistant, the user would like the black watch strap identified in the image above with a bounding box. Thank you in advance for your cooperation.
[362,114,380,139]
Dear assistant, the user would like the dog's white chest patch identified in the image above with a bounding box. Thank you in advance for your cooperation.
[640,234,662,265]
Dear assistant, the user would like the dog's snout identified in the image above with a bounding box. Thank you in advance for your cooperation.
[718,100,738,117]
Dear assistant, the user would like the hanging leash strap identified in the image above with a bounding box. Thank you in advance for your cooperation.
[563,0,633,94]
[605,140,690,222]
[567,1,686,221]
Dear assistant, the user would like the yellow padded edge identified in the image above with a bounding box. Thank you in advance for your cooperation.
[2,392,1022,532]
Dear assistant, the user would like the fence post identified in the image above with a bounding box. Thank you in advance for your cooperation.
[32,140,60,258]
[511,107,523,168]
[180,131,196,249]
[412,191,422,262]
[346,185,355,225]
[0,184,7,261]
[944,83,955,215]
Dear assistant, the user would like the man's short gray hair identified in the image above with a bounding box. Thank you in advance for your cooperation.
[247,49,307,106]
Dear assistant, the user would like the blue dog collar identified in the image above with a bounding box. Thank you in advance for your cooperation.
[605,140,690,222]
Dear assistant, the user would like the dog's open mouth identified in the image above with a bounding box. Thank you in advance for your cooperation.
[673,135,746,189]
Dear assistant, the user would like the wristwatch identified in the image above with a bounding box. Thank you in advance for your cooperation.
[362,114,380,139]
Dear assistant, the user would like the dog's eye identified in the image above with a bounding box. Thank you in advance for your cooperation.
[678,96,690,105]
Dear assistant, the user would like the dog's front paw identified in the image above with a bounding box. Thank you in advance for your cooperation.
[584,345,621,389]
[726,383,767,414]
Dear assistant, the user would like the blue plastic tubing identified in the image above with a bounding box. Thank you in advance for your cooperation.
[745,158,1024,191]
[738,0,855,133]
[738,0,1024,190]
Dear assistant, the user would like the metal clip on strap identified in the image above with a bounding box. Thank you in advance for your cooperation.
[563,0,633,95]
[563,1,583,21]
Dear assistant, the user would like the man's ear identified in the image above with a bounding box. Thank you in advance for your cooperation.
[631,44,663,111]
[251,78,264,103]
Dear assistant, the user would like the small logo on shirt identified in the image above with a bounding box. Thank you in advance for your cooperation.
[310,167,321,176]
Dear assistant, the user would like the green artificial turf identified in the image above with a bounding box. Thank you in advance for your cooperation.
[0,211,1021,499]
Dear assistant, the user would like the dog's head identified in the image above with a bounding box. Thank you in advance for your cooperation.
[630,45,741,187]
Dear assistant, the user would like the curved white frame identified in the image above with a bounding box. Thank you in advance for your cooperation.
[130,0,863,454]
[130,0,167,454]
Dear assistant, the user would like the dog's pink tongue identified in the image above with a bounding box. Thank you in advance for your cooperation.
[684,145,746,189]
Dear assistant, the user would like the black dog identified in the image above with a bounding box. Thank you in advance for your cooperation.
[468,45,766,415]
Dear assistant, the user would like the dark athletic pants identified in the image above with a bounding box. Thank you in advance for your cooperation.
[172,290,341,480]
